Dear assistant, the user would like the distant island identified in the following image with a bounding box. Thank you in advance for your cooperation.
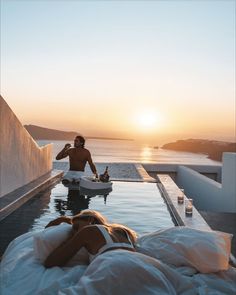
[161,139,236,162]
[24,125,133,141]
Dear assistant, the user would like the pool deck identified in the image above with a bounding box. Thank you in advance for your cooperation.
[0,162,235,261]
[52,162,156,182]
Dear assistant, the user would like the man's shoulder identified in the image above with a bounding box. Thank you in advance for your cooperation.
[67,147,75,153]
[82,148,90,154]
[72,147,90,155]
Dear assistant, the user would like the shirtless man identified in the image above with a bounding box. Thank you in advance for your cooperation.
[56,135,98,184]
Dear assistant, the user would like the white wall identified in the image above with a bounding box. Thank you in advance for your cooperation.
[176,153,236,212]
[0,96,52,197]
[143,163,222,181]
[221,153,236,205]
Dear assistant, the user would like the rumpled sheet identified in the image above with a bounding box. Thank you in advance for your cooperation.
[0,231,236,295]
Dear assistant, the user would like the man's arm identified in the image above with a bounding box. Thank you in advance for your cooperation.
[87,151,98,178]
[56,144,71,160]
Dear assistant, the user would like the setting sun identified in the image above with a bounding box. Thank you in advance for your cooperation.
[134,110,163,132]
[138,113,157,128]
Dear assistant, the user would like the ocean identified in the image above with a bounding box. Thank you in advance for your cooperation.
[37,139,221,165]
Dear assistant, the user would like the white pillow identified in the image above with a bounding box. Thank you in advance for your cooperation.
[34,223,89,266]
[137,226,232,273]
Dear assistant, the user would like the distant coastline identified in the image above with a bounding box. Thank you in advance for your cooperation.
[161,139,236,162]
[24,125,133,141]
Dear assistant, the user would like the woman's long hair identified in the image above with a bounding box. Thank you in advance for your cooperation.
[72,210,108,225]
[72,210,137,244]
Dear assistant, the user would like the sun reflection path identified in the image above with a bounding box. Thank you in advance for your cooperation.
[140,146,153,162]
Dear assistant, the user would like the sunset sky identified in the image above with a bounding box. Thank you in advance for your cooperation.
[1,0,235,144]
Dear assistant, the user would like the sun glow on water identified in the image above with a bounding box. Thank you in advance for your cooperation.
[140,146,152,162]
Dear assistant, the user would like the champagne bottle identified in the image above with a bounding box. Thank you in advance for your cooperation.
[99,166,110,182]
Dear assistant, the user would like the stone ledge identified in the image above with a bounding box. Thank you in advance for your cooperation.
[157,174,211,230]
[0,170,63,221]
[135,164,157,183]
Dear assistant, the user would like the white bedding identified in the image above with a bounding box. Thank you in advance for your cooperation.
[1,228,236,295]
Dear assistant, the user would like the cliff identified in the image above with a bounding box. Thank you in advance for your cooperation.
[24,125,132,141]
[162,139,236,162]
[24,125,80,140]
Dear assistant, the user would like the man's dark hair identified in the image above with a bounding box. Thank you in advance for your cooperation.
[76,135,85,148]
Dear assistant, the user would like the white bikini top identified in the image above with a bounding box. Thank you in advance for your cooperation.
[88,225,135,262]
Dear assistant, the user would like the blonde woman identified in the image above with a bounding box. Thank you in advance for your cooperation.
[44,210,137,268]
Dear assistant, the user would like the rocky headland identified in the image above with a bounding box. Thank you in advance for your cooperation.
[162,139,236,162]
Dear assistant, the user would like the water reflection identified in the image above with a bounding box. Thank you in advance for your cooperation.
[0,189,52,255]
[54,187,112,216]
[80,187,112,205]
[140,146,152,162]
[54,190,90,216]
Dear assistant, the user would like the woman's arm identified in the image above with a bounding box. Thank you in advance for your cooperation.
[45,216,72,228]
[44,228,87,268]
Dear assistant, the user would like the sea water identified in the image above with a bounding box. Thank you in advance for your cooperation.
[37,139,221,165]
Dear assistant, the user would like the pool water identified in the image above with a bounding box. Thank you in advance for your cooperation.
[0,181,175,255]
[31,181,174,235]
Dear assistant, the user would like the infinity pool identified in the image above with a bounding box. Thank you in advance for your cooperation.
[32,181,175,234]
[0,181,175,255]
